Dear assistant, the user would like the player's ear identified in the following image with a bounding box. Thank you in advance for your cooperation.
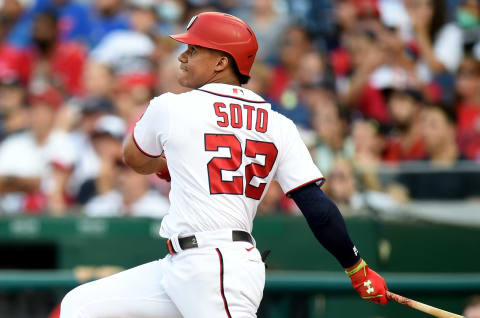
[214,55,230,72]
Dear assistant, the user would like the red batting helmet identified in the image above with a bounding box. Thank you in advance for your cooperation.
[170,12,258,76]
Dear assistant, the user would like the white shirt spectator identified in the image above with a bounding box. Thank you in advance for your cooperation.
[379,0,463,81]
[90,30,155,75]
[0,130,76,213]
[416,23,463,82]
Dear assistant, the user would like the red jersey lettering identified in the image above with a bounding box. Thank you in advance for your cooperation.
[243,104,254,130]
[214,102,228,127]
[230,104,243,128]
[256,108,268,133]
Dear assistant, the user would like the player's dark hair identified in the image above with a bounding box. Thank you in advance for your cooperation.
[228,54,250,85]
[210,48,250,85]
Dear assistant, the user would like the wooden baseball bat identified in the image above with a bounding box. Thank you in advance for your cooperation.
[387,291,464,318]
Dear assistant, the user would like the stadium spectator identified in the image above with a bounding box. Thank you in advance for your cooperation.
[464,295,480,318]
[77,114,125,203]
[383,88,426,162]
[235,0,291,63]
[88,0,130,48]
[82,60,116,99]
[403,0,463,82]
[335,22,389,123]
[396,103,480,200]
[0,75,28,141]
[256,180,297,215]
[311,98,353,175]
[2,0,36,48]
[35,0,93,45]
[351,118,386,191]
[0,3,33,85]
[0,85,76,213]
[266,24,313,128]
[26,10,87,96]
[244,62,273,98]
[90,0,157,77]
[455,55,480,160]
[69,98,116,205]
[456,0,480,50]
[1,0,25,35]
[84,161,169,218]
[324,157,398,214]
[352,119,385,170]
[295,50,334,107]
[83,114,169,217]
[257,181,285,215]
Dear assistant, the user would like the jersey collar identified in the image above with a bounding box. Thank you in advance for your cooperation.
[197,83,269,105]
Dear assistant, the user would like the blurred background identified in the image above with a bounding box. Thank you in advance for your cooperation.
[0,0,479,317]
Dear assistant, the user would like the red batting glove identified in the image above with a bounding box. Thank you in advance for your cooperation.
[155,167,171,182]
[156,154,171,182]
[346,259,388,305]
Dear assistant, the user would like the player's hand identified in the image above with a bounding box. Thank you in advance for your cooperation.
[155,168,171,182]
[346,259,388,305]
[155,154,171,182]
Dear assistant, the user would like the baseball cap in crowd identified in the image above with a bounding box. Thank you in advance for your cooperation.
[117,73,156,91]
[92,115,126,140]
[29,86,64,109]
[81,96,114,114]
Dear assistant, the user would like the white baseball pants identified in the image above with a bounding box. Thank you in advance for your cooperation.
[60,231,265,318]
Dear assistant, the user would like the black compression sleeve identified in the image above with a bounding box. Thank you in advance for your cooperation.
[289,183,360,268]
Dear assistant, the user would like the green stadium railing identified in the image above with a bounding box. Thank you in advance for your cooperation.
[1,270,480,292]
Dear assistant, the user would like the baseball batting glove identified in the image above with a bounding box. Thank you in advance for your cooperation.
[155,167,171,182]
[346,259,388,305]
[155,154,171,182]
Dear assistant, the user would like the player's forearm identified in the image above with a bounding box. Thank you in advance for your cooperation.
[123,135,167,175]
[125,155,166,175]
[289,183,360,269]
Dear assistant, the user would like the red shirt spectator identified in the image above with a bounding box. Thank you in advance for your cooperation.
[0,44,31,84]
[384,136,426,162]
[25,11,87,96]
[455,56,480,160]
[383,89,426,163]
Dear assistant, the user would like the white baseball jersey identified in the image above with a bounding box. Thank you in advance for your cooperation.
[133,83,323,238]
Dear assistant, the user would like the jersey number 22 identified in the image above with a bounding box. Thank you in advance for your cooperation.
[205,134,278,200]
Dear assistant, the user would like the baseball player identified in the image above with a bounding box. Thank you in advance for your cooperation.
[60,12,388,318]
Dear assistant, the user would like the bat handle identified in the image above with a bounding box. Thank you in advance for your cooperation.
[387,291,410,305]
[386,291,465,318]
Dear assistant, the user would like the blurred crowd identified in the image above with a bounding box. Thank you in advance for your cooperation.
[0,0,480,217]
